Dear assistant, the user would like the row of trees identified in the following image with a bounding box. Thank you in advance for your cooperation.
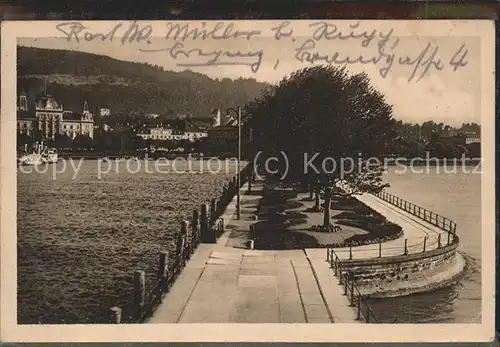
[392,121,481,158]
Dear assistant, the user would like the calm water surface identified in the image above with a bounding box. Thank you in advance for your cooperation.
[17,159,239,324]
[366,166,482,323]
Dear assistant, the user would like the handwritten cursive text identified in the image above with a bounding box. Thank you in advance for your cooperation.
[140,42,263,73]
[56,21,152,45]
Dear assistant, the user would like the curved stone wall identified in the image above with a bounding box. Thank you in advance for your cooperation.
[338,236,465,298]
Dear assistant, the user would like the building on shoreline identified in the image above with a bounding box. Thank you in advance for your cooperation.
[17,92,95,140]
[136,109,221,142]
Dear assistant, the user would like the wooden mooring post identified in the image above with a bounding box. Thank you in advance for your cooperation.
[181,221,189,261]
[437,234,442,249]
[109,306,121,324]
[192,209,199,248]
[423,236,427,252]
[133,270,145,322]
[200,203,209,243]
[158,250,169,280]
[210,198,216,223]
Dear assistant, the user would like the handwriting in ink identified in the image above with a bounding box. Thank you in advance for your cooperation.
[140,42,263,73]
[164,22,261,41]
[294,36,399,79]
[270,21,294,40]
[309,21,379,48]
[398,42,444,82]
[294,31,449,82]
[449,43,468,72]
[56,21,152,45]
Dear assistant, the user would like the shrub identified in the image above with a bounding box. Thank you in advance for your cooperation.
[305,206,324,213]
[337,218,403,244]
[309,224,341,232]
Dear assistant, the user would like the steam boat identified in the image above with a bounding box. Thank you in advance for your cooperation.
[18,142,58,166]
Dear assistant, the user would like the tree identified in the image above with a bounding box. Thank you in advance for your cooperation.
[128,135,145,151]
[178,139,192,153]
[72,134,93,150]
[52,134,73,149]
[17,133,33,148]
[247,66,395,229]
[160,139,178,151]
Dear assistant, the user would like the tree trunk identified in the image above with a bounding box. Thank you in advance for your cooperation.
[247,165,252,192]
[314,188,320,209]
[323,187,331,228]
[309,189,314,200]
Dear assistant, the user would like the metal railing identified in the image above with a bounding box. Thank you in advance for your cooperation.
[327,248,377,323]
[372,191,457,235]
[332,232,458,260]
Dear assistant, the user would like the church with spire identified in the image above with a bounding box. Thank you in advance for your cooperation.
[17,86,95,140]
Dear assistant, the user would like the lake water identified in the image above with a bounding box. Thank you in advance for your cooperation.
[366,166,482,323]
[17,161,482,324]
[17,159,239,324]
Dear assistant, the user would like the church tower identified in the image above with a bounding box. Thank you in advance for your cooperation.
[212,108,221,127]
[83,100,89,114]
[19,93,28,111]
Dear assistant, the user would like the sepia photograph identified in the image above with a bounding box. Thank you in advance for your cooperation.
[0,19,495,342]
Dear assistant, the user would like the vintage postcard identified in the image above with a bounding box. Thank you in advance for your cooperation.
[0,20,495,342]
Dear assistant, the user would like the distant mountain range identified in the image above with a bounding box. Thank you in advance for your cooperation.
[17,46,268,118]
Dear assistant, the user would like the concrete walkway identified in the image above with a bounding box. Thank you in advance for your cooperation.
[148,247,337,323]
[147,181,455,324]
[322,193,452,260]
[147,182,358,324]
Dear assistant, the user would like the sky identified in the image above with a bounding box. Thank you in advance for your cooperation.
[18,20,482,127]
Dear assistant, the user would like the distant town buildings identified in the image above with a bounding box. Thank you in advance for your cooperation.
[136,109,223,142]
[137,124,208,142]
[99,108,111,116]
[439,131,481,147]
[208,125,238,141]
[17,92,95,140]
[463,131,481,145]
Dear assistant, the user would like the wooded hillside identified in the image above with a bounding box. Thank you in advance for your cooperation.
[17,46,268,117]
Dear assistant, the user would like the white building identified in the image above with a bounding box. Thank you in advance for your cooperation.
[100,108,111,116]
[465,132,480,145]
[137,125,207,142]
[17,93,94,140]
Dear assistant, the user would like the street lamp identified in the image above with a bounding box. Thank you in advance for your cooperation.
[226,107,242,219]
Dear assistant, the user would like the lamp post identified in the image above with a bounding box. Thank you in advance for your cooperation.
[237,106,241,219]
[226,107,242,219]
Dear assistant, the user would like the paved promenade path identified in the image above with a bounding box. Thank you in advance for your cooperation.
[148,183,358,323]
[147,182,453,324]
[318,193,452,261]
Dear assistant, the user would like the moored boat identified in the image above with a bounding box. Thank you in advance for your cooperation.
[42,148,58,164]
